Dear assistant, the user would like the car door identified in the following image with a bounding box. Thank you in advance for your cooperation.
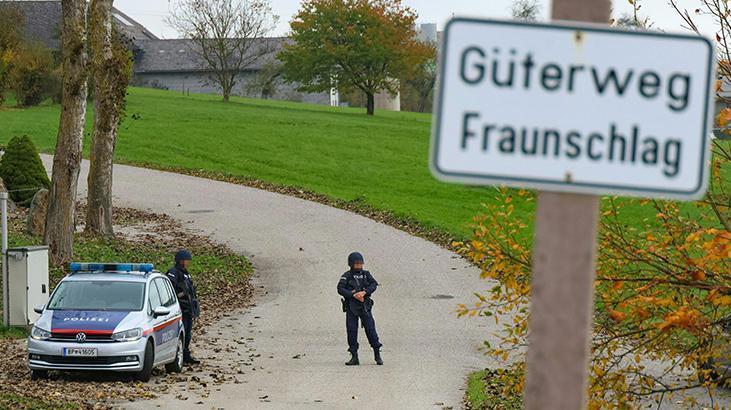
[152,278,178,360]
[147,279,170,361]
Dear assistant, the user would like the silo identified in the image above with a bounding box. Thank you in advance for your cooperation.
[418,23,438,44]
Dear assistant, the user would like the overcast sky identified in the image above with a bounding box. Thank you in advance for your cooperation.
[116,0,717,39]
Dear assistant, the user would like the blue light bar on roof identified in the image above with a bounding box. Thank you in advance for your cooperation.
[69,262,154,273]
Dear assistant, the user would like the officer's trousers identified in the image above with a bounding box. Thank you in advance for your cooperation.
[182,313,194,357]
[346,310,382,353]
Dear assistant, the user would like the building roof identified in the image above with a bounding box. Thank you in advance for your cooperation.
[112,8,159,43]
[0,1,62,49]
[133,37,286,74]
[0,0,157,50]
[1,1,283,74]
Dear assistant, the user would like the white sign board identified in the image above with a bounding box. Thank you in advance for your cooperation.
[431,18,716,200]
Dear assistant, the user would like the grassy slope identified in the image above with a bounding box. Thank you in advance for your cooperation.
[0,87,723,238]
[0,88,551,238]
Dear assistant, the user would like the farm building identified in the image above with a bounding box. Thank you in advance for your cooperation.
[0,0,330,104]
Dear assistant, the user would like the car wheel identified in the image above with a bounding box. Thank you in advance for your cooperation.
[135,340,155,382]
[165,335,184,373]
[30,369,48,380]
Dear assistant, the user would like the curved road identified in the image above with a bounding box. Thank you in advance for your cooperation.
[43,157,494,409]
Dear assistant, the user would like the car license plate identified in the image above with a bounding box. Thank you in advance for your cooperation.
[63,348,97,357]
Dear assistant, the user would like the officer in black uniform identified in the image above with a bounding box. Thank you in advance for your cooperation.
[337,252,383,366]
[167,249,201,365]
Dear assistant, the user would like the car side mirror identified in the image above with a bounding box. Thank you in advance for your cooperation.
[153,306,170,318]
[33,304,45,314]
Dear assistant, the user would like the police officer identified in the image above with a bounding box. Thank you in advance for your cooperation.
[167,249,201,365]
[337,252,383,366]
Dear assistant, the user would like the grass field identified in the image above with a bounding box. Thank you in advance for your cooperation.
[0,326,27,339]
[0,87,724,238]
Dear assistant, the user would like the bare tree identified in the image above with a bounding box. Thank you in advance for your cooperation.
[86,0,132,237]
[45,0,88,264]
[512,0,541,21]
[167,0,279,102]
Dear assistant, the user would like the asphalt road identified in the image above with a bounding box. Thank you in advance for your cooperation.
[42,157,493,409]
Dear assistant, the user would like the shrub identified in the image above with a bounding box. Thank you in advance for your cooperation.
[47,67,62,104]
[0,59,8,106]
[0,135,51,205]
[7,43,57,107]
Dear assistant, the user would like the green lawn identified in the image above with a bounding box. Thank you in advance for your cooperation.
[0,326,27,339]
[0,87,724,238]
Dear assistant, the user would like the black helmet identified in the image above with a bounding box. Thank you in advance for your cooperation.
[175,249,192,264]
[348,252,364,268]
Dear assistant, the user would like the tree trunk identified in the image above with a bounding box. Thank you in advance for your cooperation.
[86,0,116,238]
[44,0,88,265]
[221,73,233,102]
[366,92,375,116]
[418,93,428,113]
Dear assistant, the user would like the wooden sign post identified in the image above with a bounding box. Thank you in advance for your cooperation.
[524,3,609,409]
[525,193,600,409]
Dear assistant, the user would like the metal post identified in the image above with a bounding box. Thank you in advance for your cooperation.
[1,191,8,327]
[524,1,610,409]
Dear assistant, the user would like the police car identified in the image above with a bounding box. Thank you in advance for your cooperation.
[28,263,185,382]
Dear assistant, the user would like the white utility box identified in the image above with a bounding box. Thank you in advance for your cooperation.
[7,246,49,326]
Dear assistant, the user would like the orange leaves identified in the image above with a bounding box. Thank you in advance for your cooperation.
[707,290,731,307]
[716,107,731,131]
[462,180,728,407]
[685,228,731,268]
[690,270,706,281]
[608,309,627,323]
[658,306,702,331]
[634,306,651,320]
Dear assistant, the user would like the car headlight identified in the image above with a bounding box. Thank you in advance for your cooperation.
[30,326,51,340]
[112,328,143,342]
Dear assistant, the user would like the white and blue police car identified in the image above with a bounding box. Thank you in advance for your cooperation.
[28,263,185,381]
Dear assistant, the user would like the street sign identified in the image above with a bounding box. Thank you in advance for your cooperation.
[431,18,716,200]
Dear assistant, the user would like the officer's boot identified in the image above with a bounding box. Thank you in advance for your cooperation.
[184,351,201,365]
[374,349,383,365]
[345,351,359,366]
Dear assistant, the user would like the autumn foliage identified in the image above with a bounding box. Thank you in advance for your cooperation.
[279,0,431,115]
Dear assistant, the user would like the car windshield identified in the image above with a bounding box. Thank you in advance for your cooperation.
[47,281,146,311]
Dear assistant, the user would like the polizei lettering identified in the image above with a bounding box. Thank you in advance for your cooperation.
[63,317,111,323]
